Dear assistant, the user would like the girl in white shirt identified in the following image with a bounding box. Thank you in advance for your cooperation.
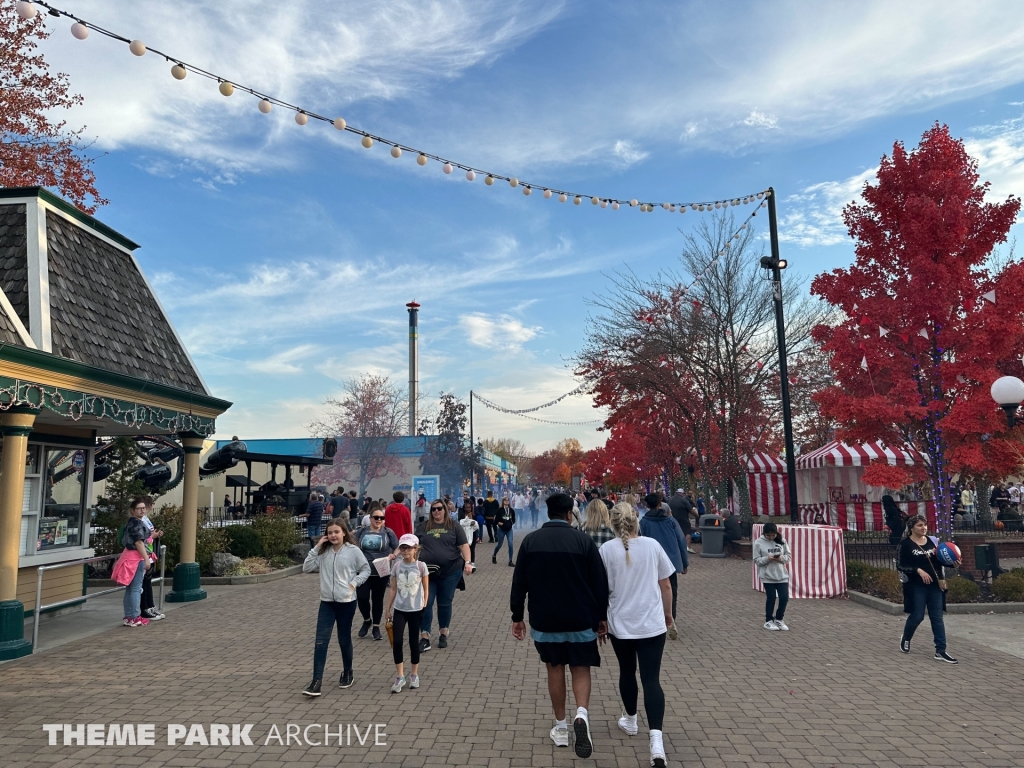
[599,503,674,768]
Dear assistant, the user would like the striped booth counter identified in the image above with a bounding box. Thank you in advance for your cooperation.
[798,501,936,531]
[752,524,847,598]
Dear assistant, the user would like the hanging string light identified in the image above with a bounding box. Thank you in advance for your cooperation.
[22,0,770,215]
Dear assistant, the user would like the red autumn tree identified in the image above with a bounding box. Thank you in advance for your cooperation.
[1,1,105,212]
[811,124,1024,537]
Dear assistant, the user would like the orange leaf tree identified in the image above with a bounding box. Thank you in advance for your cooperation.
[1,0,106,212]
[811,124,1024,538]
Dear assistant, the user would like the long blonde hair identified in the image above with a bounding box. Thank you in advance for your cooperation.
[582,499,611,532]
[610,502,639,564]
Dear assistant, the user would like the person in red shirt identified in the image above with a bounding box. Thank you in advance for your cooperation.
[385,491,413,538]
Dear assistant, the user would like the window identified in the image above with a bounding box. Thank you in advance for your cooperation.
[37,447,89,552]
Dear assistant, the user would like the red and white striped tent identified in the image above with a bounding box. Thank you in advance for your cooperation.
[795,440,933,530]
[752,523,847,598]
[726,453,790,517]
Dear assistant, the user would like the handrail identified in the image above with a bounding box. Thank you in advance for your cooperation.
[32,545,166,654]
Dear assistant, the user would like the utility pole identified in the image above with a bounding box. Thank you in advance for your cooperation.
[469,390,475,497]
[764,187,800,523]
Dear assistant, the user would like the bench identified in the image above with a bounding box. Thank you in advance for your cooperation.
[726,539,752,560]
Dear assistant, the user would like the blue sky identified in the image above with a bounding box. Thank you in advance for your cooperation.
[34,0,1024,451]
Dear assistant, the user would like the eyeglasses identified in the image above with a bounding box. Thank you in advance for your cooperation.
[371,516,385,521]
[430,506,444,511]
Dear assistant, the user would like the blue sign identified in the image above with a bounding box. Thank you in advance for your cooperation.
[72,451,86,471]
[411,475,440,504]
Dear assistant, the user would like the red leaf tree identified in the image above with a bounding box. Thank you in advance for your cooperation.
[2,1,106,212]
[811,124,1024,537]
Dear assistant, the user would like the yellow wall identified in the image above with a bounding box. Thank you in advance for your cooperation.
[17,563,84,613]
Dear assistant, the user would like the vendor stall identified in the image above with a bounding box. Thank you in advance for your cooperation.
[727,453,789,517]
[795,440,934,530]
[752,523,847,598]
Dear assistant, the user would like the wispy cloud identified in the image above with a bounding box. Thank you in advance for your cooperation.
[779,168,876,247]
[459,313,540,350]
[247,344,320,374]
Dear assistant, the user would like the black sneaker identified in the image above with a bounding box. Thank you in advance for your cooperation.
[900,636,910,654]
[301,679,322,697]
[573,715,593,758]
[372,626,382,641]
[339,670,354,688]
[935,651,958,664]
[492,555,497,564]
[437,634,448,649]
[508,561,515,567]
[420,637,431,653]
[358,620,371,638]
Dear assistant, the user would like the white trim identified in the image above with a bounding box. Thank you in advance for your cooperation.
[23,198,52,351]
[36,197,135,256]
[19,547,95,569]
[0,285,36,348]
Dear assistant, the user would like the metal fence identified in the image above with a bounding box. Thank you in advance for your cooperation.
[843,532,899,571]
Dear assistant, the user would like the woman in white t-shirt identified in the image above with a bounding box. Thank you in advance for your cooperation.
[599,503,674,768]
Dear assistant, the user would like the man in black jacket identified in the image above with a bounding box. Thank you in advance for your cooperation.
[510,493,608,759]
[667,488,696,553]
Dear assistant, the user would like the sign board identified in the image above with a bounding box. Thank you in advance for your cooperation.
[72,450,86,470]
[412,475,440,504]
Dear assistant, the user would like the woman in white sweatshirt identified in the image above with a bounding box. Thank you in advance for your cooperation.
[752,522,792,631]
[301,518,371,696]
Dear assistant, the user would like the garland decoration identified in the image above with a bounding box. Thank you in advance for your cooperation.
[17,1,769,214]
[474,391,602,425]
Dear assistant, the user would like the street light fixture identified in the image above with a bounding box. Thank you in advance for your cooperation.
[991,375,1024,427]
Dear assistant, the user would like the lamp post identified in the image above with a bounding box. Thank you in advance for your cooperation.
[763,187,800,523]
[991,376,1024,427]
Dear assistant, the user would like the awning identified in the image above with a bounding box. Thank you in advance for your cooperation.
[795,440,926,470]
[225,475,260,488]
[744,453,787,473]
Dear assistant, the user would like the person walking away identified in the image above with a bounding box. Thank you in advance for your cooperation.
[354,509,399,641]
[459,501,480,571]
[482,490,499,542]
[348,490,360,522]
[530,490,540,528]
[601,503,674,768]
[140,495,165,621]
[510,493,609,759]
[416,500,472,651]
[898,515,957,663]
[385,534,430,692]
[753,522,792,631]
[301,519,371,696]
[493,497,517,565]
[667,489,696,554]
[883,495,905,547]
[385,492,413,538]
[304,492,326,548]
[328,487,347,519]
[638,492,687,637]
[582,499,615,548]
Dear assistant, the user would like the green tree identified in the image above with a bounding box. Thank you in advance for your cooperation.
[91,436,145,555]
[420,393,471,495]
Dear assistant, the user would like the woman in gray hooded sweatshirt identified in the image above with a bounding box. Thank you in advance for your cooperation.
[752,522,791,631]
[301,518,371,697]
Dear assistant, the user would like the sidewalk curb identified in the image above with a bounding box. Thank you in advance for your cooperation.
[87,564,305,588]
[849,590,1024,615]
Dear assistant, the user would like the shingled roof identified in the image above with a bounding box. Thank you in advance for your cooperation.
[0,202,29,328]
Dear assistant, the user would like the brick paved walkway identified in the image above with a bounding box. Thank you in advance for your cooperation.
[2,536,1024,767]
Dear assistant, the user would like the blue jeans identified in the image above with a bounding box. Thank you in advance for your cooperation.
[313,600,357,679]
[421,566,462,636]
[903,581,946,653]
[494,528,514,561]
[123,560,145,619]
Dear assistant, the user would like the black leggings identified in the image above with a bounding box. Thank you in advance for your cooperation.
[140,570,155,613]
[357,573,389,625]
[765,582,789,622]
[392,609,423,665]
[668,572,677,619]
[469,540,477,563]
[484,519,496,541]
[609,633,666,730]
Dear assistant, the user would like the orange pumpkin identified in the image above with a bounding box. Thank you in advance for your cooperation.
[995,520,1005,531]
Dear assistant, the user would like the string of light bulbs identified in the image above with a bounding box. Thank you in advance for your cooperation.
[18,0,770,213]
[476,385,587,414]
[474,393,602,425]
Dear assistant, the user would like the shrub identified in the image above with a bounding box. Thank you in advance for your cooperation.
[1010,567,1024,580]
[224,563,251,577]
[872,570,903,602]
[846,560,875,591]
[992,573,1024,602]
[242,557,272,575]
[270,555,293,569]
[225,525,265,558]
[946,576,981,603]
[252,513,301,557]
[196,527,229,574]
[150,504,228,572]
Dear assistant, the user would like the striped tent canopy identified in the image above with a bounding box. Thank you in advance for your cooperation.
[745,453,787,473]
[795,440,926,470]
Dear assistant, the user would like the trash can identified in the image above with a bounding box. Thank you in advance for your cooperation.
[699,513,726,558]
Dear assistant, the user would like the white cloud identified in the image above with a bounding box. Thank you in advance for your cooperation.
[247,344,320,374]
[966,115,1024,203]
[611,140,649,167]
[741,110,778,130]
[779,167,877,247]
[459,313,540,349]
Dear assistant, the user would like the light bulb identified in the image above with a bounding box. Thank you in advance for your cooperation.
[443,163,453,174]
[662,203,670,210]
[416,154,428,166]
[600,200,608,208]
[129,40,146,56]
[509,177,519,187]
[16,2,35,20]
[574,196,582,205]
[523,186,531,196]
[171,64,187,80]
[757,192,764,199]
[679,206,685,214]
[258,99,272,114]
[466,169,475,180]
[558,193,567,203]
[219,81,234,96]
[612,202,619,210]
[765,190,772,197]
[333,117,346,130]
[591,196,599,205]
[630,199,638,207]
[71,22,89,40]
[698,204,705,211]
[485,176,494,185]
[295,112,308,125]
[690,204,697,210]
[361,136,373,148]
[543,189,552,199]
[391,146,402,158]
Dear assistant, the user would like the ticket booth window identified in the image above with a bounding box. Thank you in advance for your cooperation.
[37,446,89,552]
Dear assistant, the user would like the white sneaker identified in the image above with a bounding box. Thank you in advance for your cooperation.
[390,676,405,694]
[764,621,780,631]
[409,674,419,689]
[650,729,666,768]
[618,713,638,735]
[774,619,789,631]
[549,724,569,747]
[573,713,593,758]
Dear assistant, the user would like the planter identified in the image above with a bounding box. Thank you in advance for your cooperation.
[848,589,1024,615]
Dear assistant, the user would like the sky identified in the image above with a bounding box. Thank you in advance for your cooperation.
[29,0,1024,452]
